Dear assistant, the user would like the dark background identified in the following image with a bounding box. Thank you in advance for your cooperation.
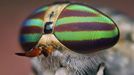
[0,0,133,75]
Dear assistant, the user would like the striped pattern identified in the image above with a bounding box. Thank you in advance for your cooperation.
[60,35,119,53]
[56,17,114,25]
[19,3,119,53]
[58,10,97,18]
[54,4,119,53]
[20,6,48,51]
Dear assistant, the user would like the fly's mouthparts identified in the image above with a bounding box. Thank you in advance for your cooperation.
[15,45,54,57]
[15,47,42,57]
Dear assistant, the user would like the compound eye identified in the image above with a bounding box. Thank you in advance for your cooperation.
[20,6,48,52]
[44,22,53,34]
[54,4,120,54]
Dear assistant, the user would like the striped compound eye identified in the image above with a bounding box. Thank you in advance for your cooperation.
[19,6,48,51]
[53,4,119,53]
[19,3,119,54]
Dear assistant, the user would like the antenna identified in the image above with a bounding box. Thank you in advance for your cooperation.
[49,11,54,20]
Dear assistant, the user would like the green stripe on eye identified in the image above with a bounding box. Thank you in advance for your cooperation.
[23,19,44,27]
[66,4,99,14]
[21,33,42,43]
[56,16,114,26]
[34,6,48,14]
[54,28,118,41]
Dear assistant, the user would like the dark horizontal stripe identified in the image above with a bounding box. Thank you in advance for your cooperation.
[20,42,37,51]
[20,26,43,34]
[55,22,115,32]
[58,9,98,19]
[27,11,45,19]
[59,35,119,53]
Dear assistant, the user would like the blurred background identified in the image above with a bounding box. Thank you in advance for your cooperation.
[0,0,133,75]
